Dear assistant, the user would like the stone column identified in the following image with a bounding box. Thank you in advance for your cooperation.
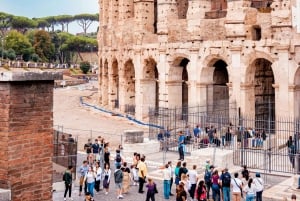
[196,82,209,113]
[134,50,142,119]
[239,82,255,116]
[157,0,178,34]
[0,70,62,201]
[157,49,168,108]
[140,78,157,118]
[134,0,155,33]
[101,60,109,106]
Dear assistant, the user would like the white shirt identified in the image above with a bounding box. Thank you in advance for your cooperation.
[163,168,171,180]
[85,171,96,183]
[188,169,197,184]
[243,184,256,195]
[231,178,243,193]
[253,177,264,192]
[94,167,102,181]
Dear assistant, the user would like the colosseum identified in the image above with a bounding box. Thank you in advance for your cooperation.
[97,0,300,123]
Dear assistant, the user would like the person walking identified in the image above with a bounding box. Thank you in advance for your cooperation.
[188,165,198,200]
[231,172,243,201]
[243,178,256,201]
[174,161,182,186]
[94,161,102,193]
[176,183,187,201]
[211,170,220,201]
[137,156,148,193]
[79,160,89,196]
[121,162,131,194]
[145,178,157,201]
[103,163,112,195]
[63,165,73,201]
[195,180,207,201]
[178,131,185,161]
[220,168,231,201]
[84,166,96,199]
[168,161,175,196]
[114,164,124,199]
[253,172,264,201]
[162,164,171,199]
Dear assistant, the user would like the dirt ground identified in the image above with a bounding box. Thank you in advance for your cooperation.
[53,80,149,149]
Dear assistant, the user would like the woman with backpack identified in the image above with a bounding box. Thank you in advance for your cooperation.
[195,180,207,201]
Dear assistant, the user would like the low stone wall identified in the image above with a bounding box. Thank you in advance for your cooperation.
[122,138,160,158]
[0,188,11,200]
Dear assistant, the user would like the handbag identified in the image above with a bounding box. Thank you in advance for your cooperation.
[154,183,158,194]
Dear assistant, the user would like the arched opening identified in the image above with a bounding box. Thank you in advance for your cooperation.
[112,60,119,108]
[154,0,158,33]
[210,59,229,115]
[254,58,275,131]
[177,0,189,19]
[294,68,300,119]
[180,58,189,120]
[124,59,135,114]
[102,59,109,106]
[143,58,159,114]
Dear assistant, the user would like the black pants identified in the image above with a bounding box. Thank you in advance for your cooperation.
[95,180,100,192]
[139,177,145,192]
[189,183,196,198]
[79,179,87,193]
[256,191,263,201]
[146,192,155,201]
[169,177,173,194]
[206,182,211,199]
[64,183,72,198]
[178,146,184,160]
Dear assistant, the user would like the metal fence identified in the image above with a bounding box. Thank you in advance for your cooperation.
[148,104,300,174]
[52,126,124,183]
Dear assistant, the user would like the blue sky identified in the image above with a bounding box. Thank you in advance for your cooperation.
[0,0,99,34]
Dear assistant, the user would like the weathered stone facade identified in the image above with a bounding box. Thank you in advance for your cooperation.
[0,70,62,201]
[98,0,300,121]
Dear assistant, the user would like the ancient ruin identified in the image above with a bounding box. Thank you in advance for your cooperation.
[97,0,300,122]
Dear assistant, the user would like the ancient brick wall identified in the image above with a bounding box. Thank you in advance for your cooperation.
[0,80,54,201]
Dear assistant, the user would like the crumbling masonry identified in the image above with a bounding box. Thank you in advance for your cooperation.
[97,0,300,122]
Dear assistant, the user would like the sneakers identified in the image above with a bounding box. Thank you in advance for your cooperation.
[118,195,124,199]
[63,198,66,201]
[105,191,108,195]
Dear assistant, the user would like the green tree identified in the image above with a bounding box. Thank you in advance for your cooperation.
[33,18,50,31]
[0,12,13,36]
[11,16,37,33]
[55,15,73,32]
[74,13,98,35]
[43,16,57,32]
[80,61,91,74]
[5,30,33,59]
[33,30,55,62]
[6,48,16,60]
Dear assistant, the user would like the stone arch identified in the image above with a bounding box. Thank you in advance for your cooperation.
[122,59,135,113]
[200,56,230,116]
[168,56,190,119]
[102,59,109,106]
[293,67,300,118]
[111,59,119,108]
[247,58,275,131]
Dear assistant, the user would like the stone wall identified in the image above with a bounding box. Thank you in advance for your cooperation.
[0,70,61,201]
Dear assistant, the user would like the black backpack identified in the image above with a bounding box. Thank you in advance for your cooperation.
[222,172,231,186]
[204,170,211,183]
[115,153,122,163]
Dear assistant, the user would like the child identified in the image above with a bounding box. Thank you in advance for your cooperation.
[145,178,157,201]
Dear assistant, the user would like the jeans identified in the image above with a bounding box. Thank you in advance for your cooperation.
[256,191,263,201]
[178,146,184,160]
[163,180,170,199]
[169,177,173,194]
[246,193,255,201]
[223,187,231,201]
[212,184,220,201]
[87,182,95,197]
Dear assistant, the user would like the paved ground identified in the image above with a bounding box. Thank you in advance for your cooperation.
[52,81,300,201]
